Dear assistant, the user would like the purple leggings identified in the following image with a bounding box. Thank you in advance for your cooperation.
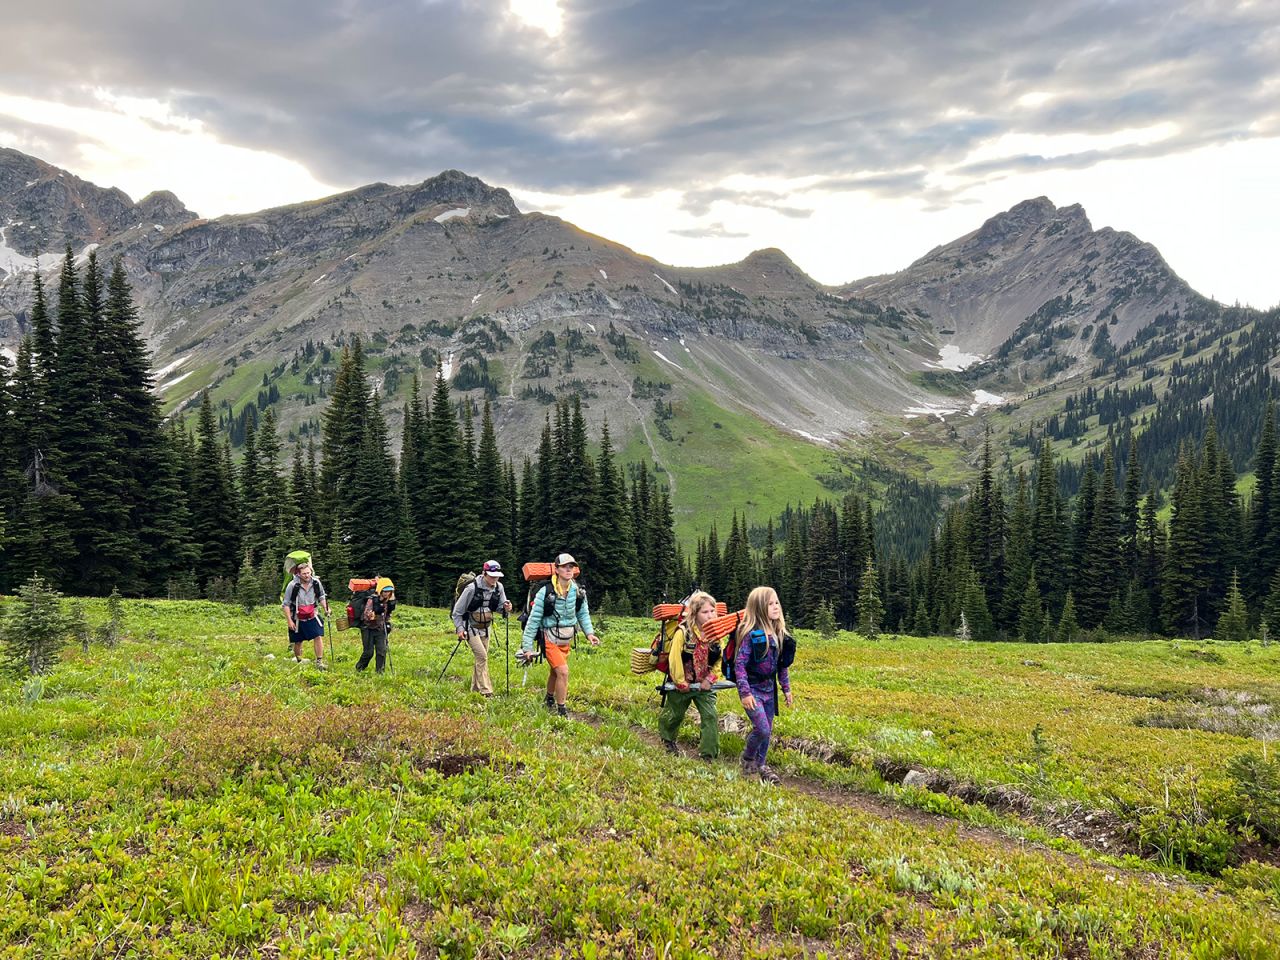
[742,683,777,766]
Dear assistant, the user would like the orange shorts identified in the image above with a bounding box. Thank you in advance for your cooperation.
[543,638,572,669]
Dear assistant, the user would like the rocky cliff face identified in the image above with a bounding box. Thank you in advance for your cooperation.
[843,197,1195,359]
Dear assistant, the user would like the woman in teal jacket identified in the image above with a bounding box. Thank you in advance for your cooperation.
[519,553,599,716]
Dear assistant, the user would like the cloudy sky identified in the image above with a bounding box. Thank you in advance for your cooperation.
[2,0,1277,305]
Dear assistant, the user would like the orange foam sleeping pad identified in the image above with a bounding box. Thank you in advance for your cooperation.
[348,578,378,593]
[715,602,728,615]
[521,562,555,581]
[652,603,685,621]
[702,610,743,642]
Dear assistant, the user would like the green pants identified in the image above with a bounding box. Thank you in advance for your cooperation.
[658,688,719,758]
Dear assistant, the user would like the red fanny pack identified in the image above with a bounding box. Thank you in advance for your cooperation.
[296,603,317,620]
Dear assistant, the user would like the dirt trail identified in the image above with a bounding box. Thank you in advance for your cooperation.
[572,707,1199,890]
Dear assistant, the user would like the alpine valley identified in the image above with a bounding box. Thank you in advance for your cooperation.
[1,146,1275,539]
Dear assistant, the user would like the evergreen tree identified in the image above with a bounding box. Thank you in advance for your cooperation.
[1251,404,1278,603]
[911,596,932,636]
[349,392,399,575]
[761,519,779,591]
[1,574,69,676]
[1265,568,1280,639]
[780,518,805,623]
[648,486,680,601]
[52,249,131,592]
[1018,569,1046,642]
[474,401,510,564]
[1001,470,1033,631]
[590,421,637,608]
[704,523,725,600]
[1218,570,1250,642]
[856,557,883,638]
[960,567,995,641]
[319,339,371,533]
[803,502,840,627]
[1057,591,1080,642]
[189,391,241,584]
[422,366,477,601]
[1031,439,1065,611]
[1122,436,1143,577]
[1078,449,1122,627]
[394,482,428,605]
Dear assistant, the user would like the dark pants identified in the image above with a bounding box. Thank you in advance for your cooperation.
[356,626,387,672]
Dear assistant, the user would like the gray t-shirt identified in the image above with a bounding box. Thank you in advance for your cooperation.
[283,577,325,616]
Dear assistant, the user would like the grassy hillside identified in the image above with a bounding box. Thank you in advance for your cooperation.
[2,598,1278,957]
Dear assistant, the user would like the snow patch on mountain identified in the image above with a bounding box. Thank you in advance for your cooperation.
[435,208,470,222]
[654,351,680,368]
[932,344,983,370]
[653,273,679,297]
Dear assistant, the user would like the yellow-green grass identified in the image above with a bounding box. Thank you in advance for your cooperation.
[1,599,1279,956]
[619,384,839,543]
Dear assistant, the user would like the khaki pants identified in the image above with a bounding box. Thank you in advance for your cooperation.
[465,624,493,695]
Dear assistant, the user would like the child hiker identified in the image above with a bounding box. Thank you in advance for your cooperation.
[519,553,598,717]
[659,590,722,761]
[734,586,795,784]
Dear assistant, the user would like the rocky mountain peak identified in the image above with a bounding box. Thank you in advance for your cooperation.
[403,169,520,218]
[135,190,197,227]
[843,196,1192,356]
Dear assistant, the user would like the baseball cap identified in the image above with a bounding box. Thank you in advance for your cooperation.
[554,553,578,567]
[482,559,504,577]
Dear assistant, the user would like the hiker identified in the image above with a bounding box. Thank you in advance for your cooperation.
[518,553,598,716]
[355,577,396,674]
[734,586,794,784]
[451,560,513,696]
[659,590,721,761]
[282,563,330,668]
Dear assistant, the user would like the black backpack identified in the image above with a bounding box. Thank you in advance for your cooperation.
[723,627,795,684]
[456,572,503,616]
[518,580,586,630]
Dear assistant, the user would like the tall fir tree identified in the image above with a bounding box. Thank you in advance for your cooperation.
[1250,404,1278,603]
[189,392,242,585]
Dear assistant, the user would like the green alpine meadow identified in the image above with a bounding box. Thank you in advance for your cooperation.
[2,598,1279,957]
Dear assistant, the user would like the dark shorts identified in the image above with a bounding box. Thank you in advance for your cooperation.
[289,616,325,644]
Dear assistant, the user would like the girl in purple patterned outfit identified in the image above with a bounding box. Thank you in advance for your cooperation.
[734,586,795,784]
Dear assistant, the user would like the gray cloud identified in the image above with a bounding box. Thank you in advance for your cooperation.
[670,222,750,239]
[0,0,1276,210]
[680,186,812,218]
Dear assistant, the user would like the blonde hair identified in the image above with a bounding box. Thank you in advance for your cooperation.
[684,590,716,641]
[738,586,785,641]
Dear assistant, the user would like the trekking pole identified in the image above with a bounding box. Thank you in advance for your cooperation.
[504,613,510,696]
[383,615,393,674]
[437,630,465,683]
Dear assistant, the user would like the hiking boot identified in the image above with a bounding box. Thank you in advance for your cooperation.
[757,764,781,785]
[740,759,759,778]
[556,704,569,718]
[544,693,556,711]
[315,659,327,671]
[662,739,679,755]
